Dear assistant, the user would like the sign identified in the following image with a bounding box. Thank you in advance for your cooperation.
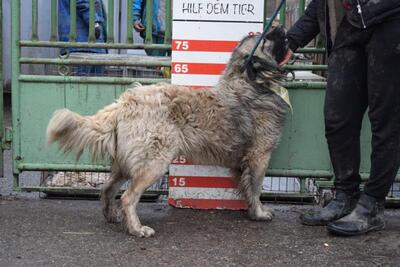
[171,0,265,87]
[169,0,264,209]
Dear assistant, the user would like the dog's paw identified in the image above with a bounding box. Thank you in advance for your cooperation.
[129,226,156,238]
[261,205,275,216]
[103,207,123,223]
[254,210,274,221]
[249,206,274,221]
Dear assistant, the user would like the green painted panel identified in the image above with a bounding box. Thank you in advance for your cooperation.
[18,82,127,168]
[269,89,331,172]
[17,82,374,176]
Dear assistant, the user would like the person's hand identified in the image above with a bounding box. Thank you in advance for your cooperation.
[133,21,145,32]
[95,22,102,39]
[279,48,294,66]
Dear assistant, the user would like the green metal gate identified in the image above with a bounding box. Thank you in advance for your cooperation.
[8,0,400,202]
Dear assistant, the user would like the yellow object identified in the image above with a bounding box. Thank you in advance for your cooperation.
[270,82,293,112]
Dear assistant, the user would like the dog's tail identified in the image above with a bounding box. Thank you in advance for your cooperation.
[46,102,121,161]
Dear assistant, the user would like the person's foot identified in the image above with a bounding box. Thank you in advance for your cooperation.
[300,190,359,226]
[327,193,385,236]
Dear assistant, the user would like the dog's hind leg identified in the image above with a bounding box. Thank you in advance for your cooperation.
[239,151,274,221]
[121,160,170,237]
[101,167,127,223]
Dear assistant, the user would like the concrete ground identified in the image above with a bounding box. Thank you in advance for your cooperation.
[0,197,399,267]
[0,95,399,266]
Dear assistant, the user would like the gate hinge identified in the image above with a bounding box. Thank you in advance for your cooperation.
[2,127,12,150]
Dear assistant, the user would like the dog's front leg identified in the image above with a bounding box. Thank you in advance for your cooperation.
[239,152,274,221]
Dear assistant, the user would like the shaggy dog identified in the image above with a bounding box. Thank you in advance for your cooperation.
[47,27,290,237]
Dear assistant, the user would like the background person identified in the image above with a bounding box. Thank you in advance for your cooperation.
[132,0,168,57]
[58,0,107,76]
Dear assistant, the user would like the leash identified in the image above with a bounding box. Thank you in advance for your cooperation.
[243,0,287,71]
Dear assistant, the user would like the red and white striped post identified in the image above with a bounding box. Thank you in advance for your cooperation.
[169,0,264,210]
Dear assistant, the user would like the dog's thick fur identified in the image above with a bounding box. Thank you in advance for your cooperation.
[47,29,289,237]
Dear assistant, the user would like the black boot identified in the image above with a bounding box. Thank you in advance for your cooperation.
[300,190,359,226]
[327,193,385,236]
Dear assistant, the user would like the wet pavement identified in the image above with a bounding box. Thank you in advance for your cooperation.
[0,96,399,266]
[0,197,399,267]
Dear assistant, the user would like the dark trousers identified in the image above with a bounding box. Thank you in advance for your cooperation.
[325,18,400,201]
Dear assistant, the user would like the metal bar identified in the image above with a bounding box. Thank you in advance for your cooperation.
[127,0,133,43]
[144,0,153,44]
[19,75,170,85]
[164,0,172,45]
[31,0,38,41]
[11,0,22,180]
[263,0,268,26]
[284,65,328,71]
[17,162,334,178]
[18,75,327,89]
[20,40,171,50]
[299,178,306,193]
[17,186,400,204]
[297,48,325,54]
[282,82,326,89]
[69,0,77,42]
[318,174,400,183]
[17,186,317,203]
[279,0,286,26]
[19,186,169,195]
[50,0,58,41]
[360,173,400,182]
[13,175,21,191]
[20,57,171,67]
[0,0,3,176]
[298,0,306,17]
[88,0,96,42]
[19,41,318,53]
[261,192,314,201]
[266,169,332,178]
[0,0,3,131]
[18,163,111,172]
[107,0,115,43]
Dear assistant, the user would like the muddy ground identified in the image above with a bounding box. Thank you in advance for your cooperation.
[0,197,399,267]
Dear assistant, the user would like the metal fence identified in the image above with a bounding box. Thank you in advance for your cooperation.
[6,0,400,205]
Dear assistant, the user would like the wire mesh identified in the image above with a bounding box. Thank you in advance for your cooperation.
[40,172,319,202]
[40,171,168,192]
[388,182,400,199]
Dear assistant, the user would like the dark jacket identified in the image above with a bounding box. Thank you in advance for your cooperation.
[287,0,400,53]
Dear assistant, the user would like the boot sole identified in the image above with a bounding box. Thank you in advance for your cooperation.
[327,223,386,236]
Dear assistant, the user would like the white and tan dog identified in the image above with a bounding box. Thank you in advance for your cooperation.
[47,27,290,237]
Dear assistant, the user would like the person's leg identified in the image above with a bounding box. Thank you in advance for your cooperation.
[300,19,369,225]
[324,19,374,194]
[328,18,400,236]
[365,19,400,201]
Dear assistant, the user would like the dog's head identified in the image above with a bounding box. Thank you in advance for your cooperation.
[226,26,289,83]
[262,25,289,64]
